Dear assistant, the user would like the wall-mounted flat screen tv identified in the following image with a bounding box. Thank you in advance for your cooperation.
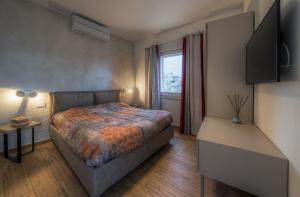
[246,0,281,84]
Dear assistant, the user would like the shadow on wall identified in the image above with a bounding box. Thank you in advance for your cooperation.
[249,0,259,25]
[280,0,299,81]
[133,87,143,106]
[17,97,29,115]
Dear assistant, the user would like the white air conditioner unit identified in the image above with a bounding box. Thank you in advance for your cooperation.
[71,14,111,42]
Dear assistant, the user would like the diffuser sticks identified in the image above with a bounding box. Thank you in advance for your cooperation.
[227,94,248,124]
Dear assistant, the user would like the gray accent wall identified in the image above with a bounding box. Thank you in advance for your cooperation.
[206,13,254,123]
[0,0,134,151]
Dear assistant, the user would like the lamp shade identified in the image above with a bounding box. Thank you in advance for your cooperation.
[16,90,26,97]
[29,92,38,98]
[15,90,38,98]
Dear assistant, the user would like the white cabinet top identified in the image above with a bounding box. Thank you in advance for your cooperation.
[197,117,287,159]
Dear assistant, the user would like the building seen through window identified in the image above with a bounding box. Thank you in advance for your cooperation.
[160,52,182,93]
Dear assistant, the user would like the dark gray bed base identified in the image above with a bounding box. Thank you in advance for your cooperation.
[50,125,174,197]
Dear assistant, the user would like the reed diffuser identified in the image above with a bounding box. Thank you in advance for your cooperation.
[227,94,248,124]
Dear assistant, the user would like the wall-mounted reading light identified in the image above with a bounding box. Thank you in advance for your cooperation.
[16,90,38,98]
[126,89,133,94]
[120,89,133,96]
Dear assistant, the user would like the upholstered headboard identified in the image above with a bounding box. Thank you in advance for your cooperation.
[49,90,121,117]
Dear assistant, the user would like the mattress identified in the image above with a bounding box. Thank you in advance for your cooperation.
[52,102,173,167]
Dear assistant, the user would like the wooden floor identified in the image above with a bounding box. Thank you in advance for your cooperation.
[0,130,255,197]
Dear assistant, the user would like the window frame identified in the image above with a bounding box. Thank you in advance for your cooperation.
[159,49,183,97]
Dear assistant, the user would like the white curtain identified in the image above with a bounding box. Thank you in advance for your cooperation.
[180,33,205,135]
[145,45,160,109]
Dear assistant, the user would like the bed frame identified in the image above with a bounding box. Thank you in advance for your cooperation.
[49,90,174,197]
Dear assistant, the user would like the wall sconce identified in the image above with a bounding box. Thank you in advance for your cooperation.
[126,89,133,94]
[120,89,133,96]
[16,90,38,98]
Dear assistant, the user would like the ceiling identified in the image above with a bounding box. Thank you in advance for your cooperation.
[39,0,245,41]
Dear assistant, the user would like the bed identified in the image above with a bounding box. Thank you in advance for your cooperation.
[49,90,174,196]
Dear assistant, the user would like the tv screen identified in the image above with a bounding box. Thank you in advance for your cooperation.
[246,0,281,84]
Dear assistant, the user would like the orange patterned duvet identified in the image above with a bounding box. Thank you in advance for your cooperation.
[52,103,173,167]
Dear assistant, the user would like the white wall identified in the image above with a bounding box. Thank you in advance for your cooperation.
[249,0,300,196]
[206,13,254,123]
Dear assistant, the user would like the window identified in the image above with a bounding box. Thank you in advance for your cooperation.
[160,51,182,93]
